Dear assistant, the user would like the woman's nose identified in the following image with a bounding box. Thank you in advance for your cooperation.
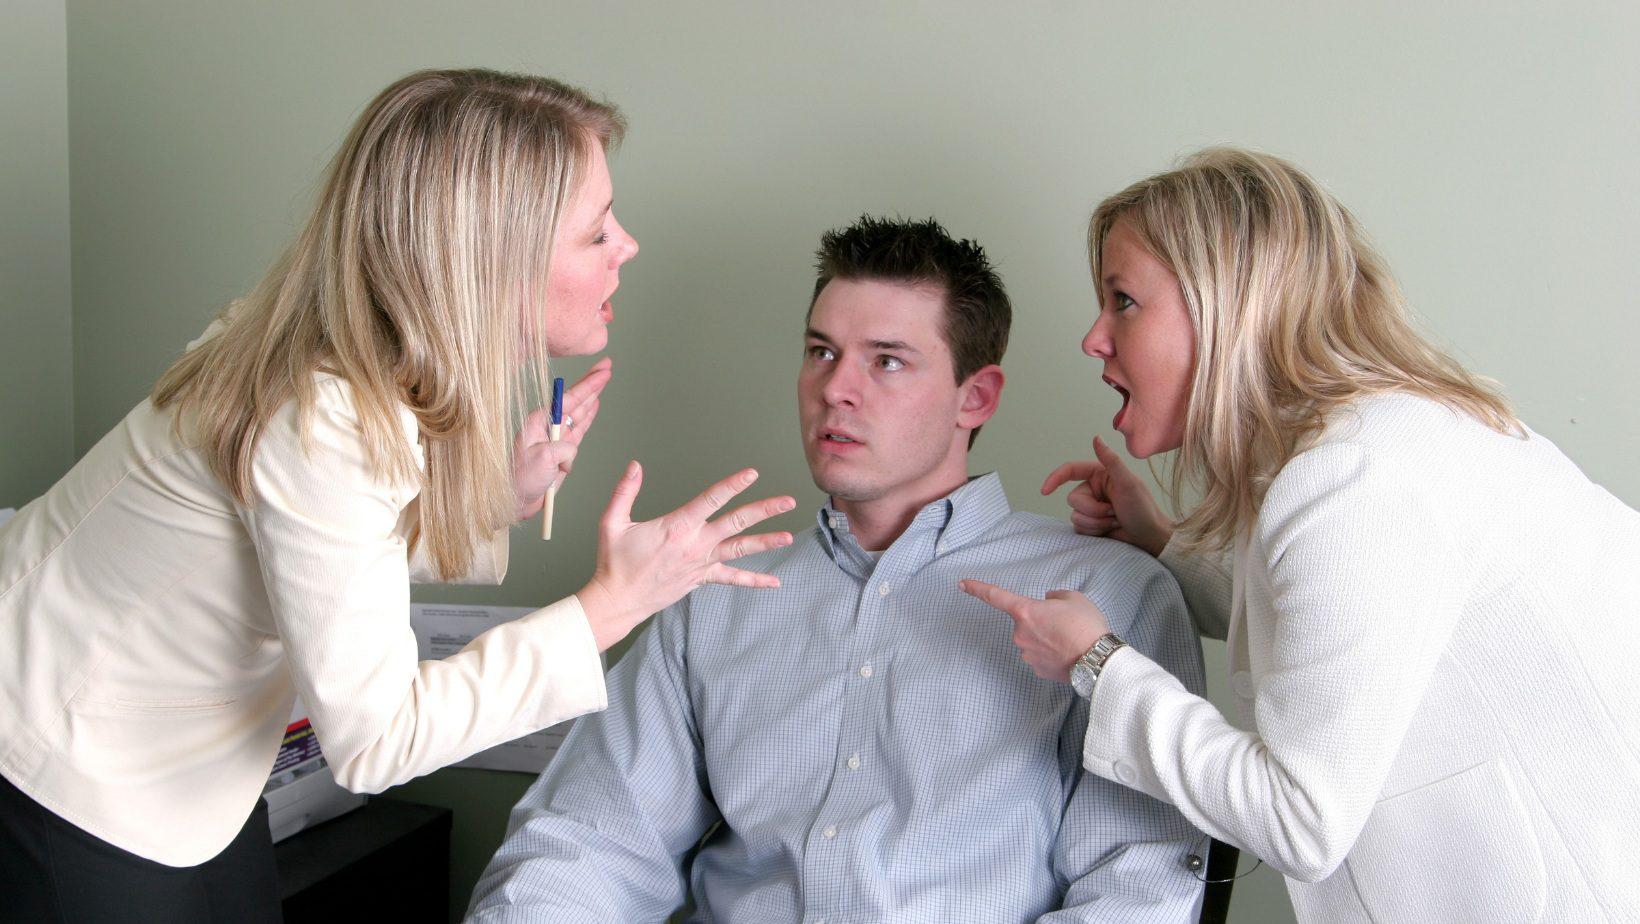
[1082,313,1112,358]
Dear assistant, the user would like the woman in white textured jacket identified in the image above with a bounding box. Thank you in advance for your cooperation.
[964,147,1639,922]
[0,69,793,921]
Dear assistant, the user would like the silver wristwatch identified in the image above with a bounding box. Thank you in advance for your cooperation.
[1070,632,1128,699]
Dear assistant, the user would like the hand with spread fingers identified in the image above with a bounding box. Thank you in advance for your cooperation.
[514,358,613,521]
[1041,436,1172,557]
[577,464,795,651]
[959,580,1109,683]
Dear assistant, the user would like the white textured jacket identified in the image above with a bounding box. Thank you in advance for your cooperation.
[0,371,605,866]
[1082,394,1639,922]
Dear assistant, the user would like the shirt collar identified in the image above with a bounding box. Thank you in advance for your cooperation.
[814,472,1011,578]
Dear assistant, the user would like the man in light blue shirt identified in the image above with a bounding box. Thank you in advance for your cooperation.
[468,216,1207,922]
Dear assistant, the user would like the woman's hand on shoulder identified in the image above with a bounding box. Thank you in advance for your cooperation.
[577,463,795,651]
[513,358,613,520]
[1042,436,1172,557]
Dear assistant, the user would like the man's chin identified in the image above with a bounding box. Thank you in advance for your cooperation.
[812,479,880,505]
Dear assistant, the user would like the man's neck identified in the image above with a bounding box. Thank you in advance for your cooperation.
[831,474,971,553]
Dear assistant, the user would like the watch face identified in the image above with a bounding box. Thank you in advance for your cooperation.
[1071,662,1095,698]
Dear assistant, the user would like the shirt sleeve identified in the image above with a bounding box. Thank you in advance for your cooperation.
[1045,552,1206,922]
[1158,541,1234,641]
[466,599,721,922]
[238,379,606,792]
[1081,441,1467,882]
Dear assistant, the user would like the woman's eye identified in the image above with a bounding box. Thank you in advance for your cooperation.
[593,232,610,245]
[1113,292,1137,312]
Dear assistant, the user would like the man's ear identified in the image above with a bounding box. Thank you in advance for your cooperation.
[957,364,1005,430]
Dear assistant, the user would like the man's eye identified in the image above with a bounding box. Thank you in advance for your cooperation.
[807,345,835,361]
[877,356,904,371]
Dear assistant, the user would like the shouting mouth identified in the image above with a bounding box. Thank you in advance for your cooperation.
[1104,375,1131,430]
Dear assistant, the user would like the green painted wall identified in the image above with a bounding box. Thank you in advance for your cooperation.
[1,0,73,509]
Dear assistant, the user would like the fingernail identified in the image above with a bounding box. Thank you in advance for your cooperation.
[779,498,796,512]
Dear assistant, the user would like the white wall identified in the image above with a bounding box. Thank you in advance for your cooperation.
[57,1,1640,920]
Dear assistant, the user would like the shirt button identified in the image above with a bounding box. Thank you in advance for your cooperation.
[878,583,891,596]
[828,516,839,529]
[859,663,873,678]
[823,825,837,839]
[1231,671,1255,699]
[847,754,861,770]
[936,542,948,555]
[1114,761,1138,784]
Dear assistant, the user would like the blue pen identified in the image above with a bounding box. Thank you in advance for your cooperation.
[542,377,566,540]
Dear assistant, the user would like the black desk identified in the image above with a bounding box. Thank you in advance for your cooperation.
[274,797,452,923]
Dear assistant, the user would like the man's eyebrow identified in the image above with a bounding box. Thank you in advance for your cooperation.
[803,329,922,355]
[866,339,920,355]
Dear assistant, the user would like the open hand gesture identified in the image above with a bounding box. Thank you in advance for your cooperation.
[577,463,795,651]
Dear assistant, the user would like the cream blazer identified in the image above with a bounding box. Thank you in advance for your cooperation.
[1081,394,1639,922]
[0,372,605,866]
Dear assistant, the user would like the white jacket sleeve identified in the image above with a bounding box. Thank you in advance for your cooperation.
[1083,440,1468,882]
[239,380,606,792]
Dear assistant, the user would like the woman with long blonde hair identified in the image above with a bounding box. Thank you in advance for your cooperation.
[0,68,792,921]
[964,147,1639,922]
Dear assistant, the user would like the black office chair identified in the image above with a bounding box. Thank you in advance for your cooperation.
[1196,838,1239,924]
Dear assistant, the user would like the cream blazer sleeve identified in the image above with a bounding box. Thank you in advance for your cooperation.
[1081,440,1465,882]
[239,378,606,792]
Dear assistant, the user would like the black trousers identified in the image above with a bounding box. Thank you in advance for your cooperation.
[0,773,282,924]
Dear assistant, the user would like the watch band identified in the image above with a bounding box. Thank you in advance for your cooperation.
[1071,632,1128,699]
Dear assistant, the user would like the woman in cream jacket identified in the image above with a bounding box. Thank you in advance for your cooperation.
[0,69,793,922]
[964,148,1639,922]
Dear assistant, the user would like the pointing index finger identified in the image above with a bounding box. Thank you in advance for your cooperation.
[959,579,1030,617]
[1042,460,1099,496]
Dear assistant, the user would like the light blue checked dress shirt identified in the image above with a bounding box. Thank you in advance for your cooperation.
[469,473,1207,923]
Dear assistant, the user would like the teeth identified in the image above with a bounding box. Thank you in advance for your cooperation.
[826,434,855,443]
